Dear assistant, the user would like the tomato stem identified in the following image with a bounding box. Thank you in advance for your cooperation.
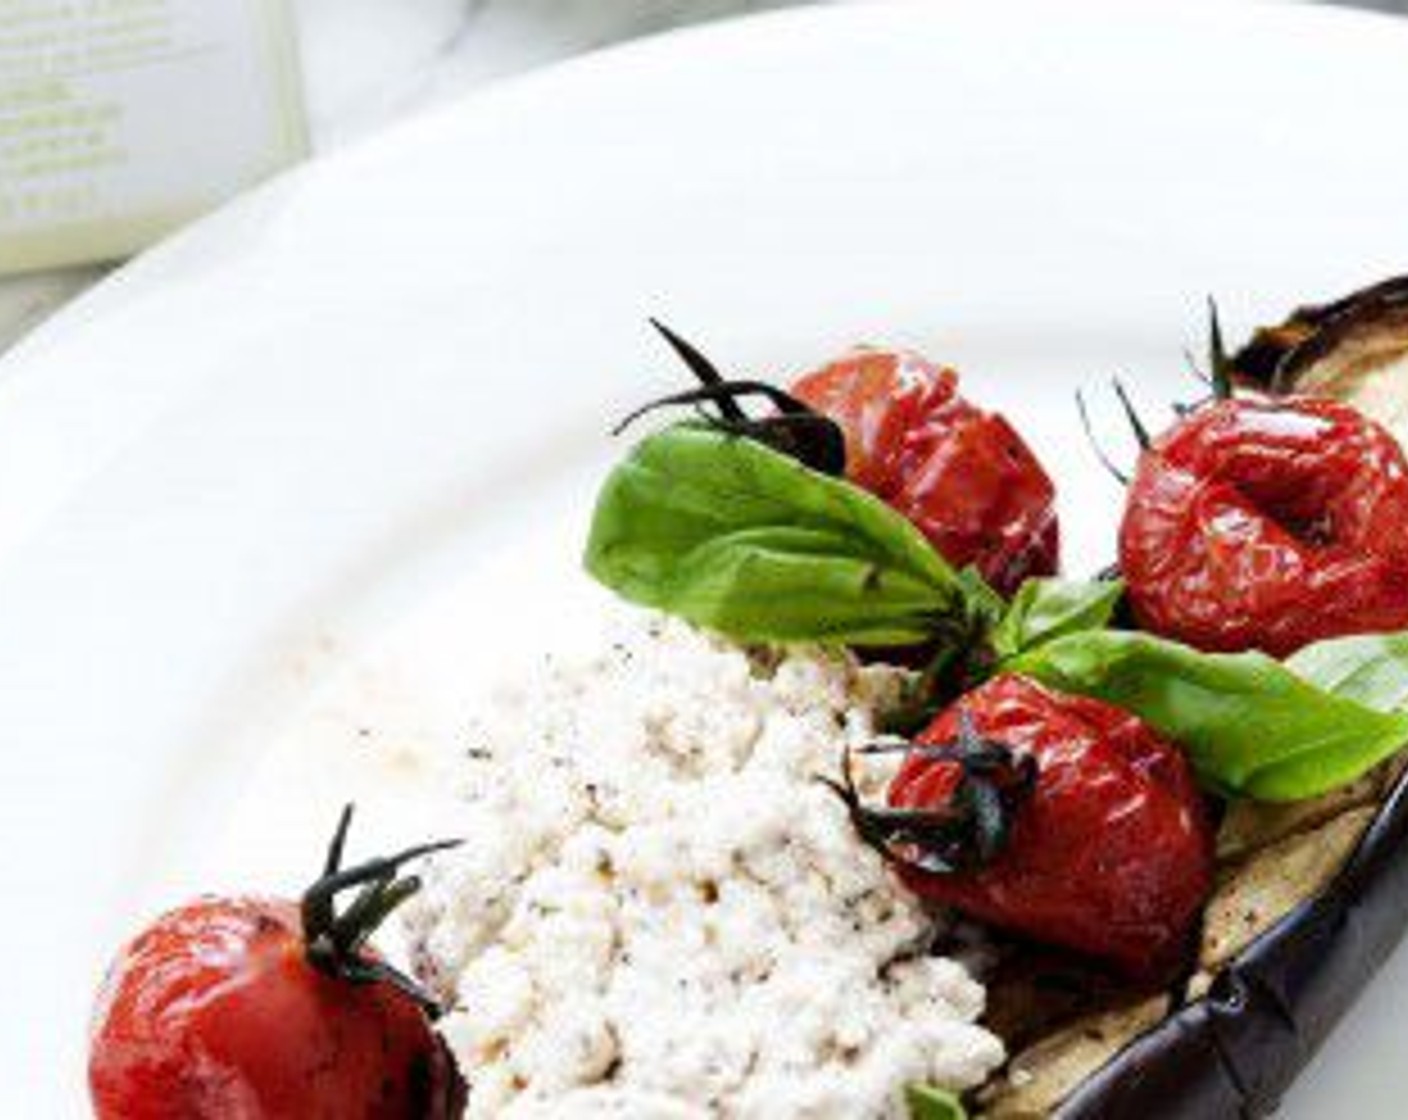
[1075,388,1132,486]
[1111,378,1152,450]
[648,318,746,418]
[611,379,825,438]
[820,714,1038,875]
[301,804,461,1017]
[614,319,848,476]
[1207,297,1235,401]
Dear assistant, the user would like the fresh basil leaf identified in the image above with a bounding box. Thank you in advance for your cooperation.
[957,565,1006,632]
[1008,630,1408,801]
[905,1084,968,1120]
[1286,631,1408,712]
[585,424,980,646]
[989,577,1125,661]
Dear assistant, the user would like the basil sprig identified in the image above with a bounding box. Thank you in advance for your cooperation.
[585,424,986,646]
[1010,630,1408,801]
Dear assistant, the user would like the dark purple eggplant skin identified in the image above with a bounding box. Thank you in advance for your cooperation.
[1054,765,1408,1119]
[1233,274,1408,393]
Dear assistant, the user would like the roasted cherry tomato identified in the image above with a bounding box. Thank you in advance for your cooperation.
[1120,395,1408,656]
[791,348,1059,596]
[88,811,465,1120]
[873,674,1213,979]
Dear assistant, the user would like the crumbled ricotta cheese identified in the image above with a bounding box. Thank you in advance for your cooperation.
[404,614,1004,1118]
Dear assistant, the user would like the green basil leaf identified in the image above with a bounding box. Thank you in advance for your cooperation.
[585,424,977,646]
[989,577,1125,661]
[957,565,1007,632]
[1008,630,1408,801]
[905,1084,968,1120]
[1286,631,1408,712]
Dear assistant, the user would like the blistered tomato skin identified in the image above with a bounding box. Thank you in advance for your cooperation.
[791,349,1059,597]
[890,674,1215,979]
[1120,395,1408,657]
[89,897,462,1120]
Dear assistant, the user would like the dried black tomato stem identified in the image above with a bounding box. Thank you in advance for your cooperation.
[1075,388,1132,486]
[1078,302,1240,486]
[1111,378,1152,451]
[820,713,1038,875]
[1075,376,1157,486]
[1181,347,1214,393]
[610,380,826,435]
[648,317,743,420]
[1176,300,1237,406]
[614,320,848,476]
[1206,296,1235,402]
[301,803,461,1017]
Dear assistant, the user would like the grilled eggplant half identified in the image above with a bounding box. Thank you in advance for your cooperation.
[1233,274,1408,438]
[971,277,1408,1119]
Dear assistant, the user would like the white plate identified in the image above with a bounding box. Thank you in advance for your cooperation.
[5,1,1408,1114]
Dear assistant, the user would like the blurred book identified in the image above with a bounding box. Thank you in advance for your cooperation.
[0,0,307,276]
